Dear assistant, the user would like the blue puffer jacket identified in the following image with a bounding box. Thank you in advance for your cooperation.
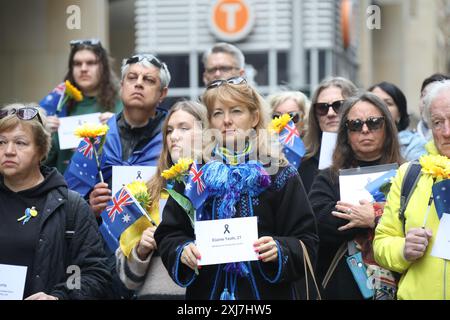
[398,130,427,161]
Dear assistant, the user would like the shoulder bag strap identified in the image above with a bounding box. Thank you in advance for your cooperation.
[321,242,347,290]
[299,240,322,300]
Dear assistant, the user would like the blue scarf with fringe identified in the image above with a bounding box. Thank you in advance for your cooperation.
[200,145,271,299]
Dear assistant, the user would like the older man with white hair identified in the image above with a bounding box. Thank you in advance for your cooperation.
[374,80,450,300]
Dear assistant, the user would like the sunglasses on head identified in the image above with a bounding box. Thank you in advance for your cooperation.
[345,116,385,132]
[0,107,43,125]
[272,112,301,124]
[70,39,102,48]
[206,76,247,90]
[314,100,344,117]
[123,54,164,70]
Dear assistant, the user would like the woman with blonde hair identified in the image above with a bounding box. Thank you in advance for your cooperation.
[116,100,208,299]
[267,90,310,138]
[155,77,318,300]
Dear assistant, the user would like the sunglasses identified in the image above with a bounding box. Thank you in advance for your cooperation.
[314,100,345,117]
[123,54,165,70]
[206,76,247,90]
[0,107,43,125]
[346,116,385,132]
[70,39,102,48]
[272,112,302,124]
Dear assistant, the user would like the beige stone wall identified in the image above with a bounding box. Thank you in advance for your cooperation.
[358,0,450,122]
[0,0,108,105]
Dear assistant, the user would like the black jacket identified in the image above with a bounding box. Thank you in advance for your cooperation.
[155,165,319,300]
[0,167,111,299]
[309,167,374,300]
[299,153,319,195]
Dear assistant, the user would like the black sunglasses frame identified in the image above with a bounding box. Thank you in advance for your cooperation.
[272,112,301,124]
[345,116,385,132]
[314,100,345,117]
[70,39,102,48]
[206,76,247,90]
[124,55,163,70]
[0,107,43,125]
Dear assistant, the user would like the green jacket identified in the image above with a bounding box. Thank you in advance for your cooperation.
[373,143,450,300]
[45,97,123,174]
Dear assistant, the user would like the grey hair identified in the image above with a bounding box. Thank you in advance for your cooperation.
[423,79,450,124]
[121,53,171,89]
[202,42,245,69]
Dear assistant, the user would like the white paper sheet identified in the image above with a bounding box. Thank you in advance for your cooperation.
[57,113,101,150]
[195,217,259,266]
[0,264,27,300]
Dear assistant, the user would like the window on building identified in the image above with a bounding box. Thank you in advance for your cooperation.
[158,54,190,88]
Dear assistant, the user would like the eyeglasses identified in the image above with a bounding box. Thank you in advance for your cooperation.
[205,66,239,75]
[123,54,165,70]
[206,76,247,90]
[314,100,345,117]
[0,107,43,125]
[70,39,102,48]
[272,112,302,124]
[345,116,385,132]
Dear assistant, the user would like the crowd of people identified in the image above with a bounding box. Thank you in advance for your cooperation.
[1,39,449,300]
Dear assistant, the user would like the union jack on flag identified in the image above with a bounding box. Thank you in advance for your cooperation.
[184,161,209,210]
[280,122,300,147]
[278,120,306,169]
[189,161,205,195]
[77,137,100,160]
[106,188,134,223]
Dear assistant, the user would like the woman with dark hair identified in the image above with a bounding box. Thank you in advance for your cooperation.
[39,39,122,173]
[369,81,426,161]
[300,77,358,194]
[309,92,403,299]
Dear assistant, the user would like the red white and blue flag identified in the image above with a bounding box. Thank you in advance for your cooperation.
[279,120,306,168]
[184,161,209,209]
[100,187,147,252]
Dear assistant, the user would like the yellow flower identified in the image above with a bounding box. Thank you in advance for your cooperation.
[419,154,450,179]
[126,180,151,211]
[161,158,193,180]
[65,80,83,102]
[269,114,292,133]
[75,123,109,139]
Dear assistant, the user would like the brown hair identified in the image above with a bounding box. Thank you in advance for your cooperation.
[330,92,403,176]
[65,43,119,112]
[303,77,359,159]
[146,100,208,209]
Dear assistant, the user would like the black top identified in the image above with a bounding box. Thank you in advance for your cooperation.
[308,159,381,300]
[0,168,66,298]
[117,110,165,161]
[0,166,111,299]
[155,165,319,300]
[299,153,319,195]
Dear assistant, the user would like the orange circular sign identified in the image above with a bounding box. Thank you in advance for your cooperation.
[209,0,254,41]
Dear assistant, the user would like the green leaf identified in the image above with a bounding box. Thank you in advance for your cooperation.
[165,188,195,228]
